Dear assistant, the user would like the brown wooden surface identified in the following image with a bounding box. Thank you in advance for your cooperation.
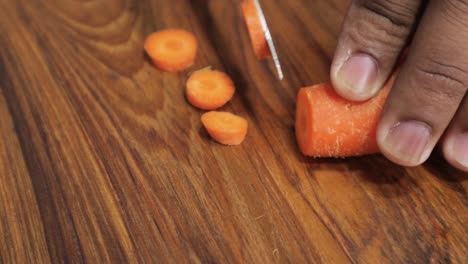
[0,0,467,263]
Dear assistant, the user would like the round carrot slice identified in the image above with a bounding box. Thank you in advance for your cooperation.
[186,70,235,110]
[201,111,248,145]
[241,0,271,59]
[144,29,198,72]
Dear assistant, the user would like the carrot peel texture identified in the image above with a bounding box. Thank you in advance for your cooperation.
[295,77,395,157]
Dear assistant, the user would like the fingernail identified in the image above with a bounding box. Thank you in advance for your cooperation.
[452,133,468,167]
[338,54,378,97]
[383,121,432,165]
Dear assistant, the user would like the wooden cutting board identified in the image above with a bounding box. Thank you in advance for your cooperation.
[0,0,466,263]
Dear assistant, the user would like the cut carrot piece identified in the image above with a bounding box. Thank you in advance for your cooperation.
[241,0,271,59]
[186,70,235,110]
[295,75,396,157]
[144,29,197,72]
[201,111,248,145]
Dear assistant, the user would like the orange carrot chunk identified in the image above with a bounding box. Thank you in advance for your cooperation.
[295,76,396,157]
[144,29,197,72]
[186,70,235,110]
[241,0,271,59]
[201,111,248,145]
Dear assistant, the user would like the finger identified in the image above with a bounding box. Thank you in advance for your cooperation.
[443,95,468,172]
[377,0,468,167]
[331,0,423,101]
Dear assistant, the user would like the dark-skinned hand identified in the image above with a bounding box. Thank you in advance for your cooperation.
[331,0,468,171]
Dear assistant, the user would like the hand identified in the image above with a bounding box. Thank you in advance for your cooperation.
[330,0,468,171]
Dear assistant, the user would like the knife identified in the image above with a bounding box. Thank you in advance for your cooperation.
[252,0,284,80]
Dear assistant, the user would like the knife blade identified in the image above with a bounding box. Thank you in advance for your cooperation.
[252,0,284,80]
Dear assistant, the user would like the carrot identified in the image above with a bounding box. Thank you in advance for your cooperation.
[144,29,197,72]
[295,75,396,157]
[241,0,271,59]
[186,70,235,110]
[201,111,248,145]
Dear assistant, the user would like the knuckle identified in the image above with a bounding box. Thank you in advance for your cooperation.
[445,0,468,11]
[419,57,468,87]
[348,0,418,51]
[360,0,418,28]
[440,0,468,27]
[347,19,403,54]
[348,20,400,48]
[413,58,468,105]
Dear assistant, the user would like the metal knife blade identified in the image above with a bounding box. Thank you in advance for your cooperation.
[253,0,284,80]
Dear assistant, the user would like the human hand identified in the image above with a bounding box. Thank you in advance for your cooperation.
[330,0,468,171]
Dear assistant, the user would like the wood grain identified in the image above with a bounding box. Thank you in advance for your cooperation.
[0,0,466,263]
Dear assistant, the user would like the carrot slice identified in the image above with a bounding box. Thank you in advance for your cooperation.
[241,0,271,59]
[186,70,235,110]
[201,111,248,145]
[295,75,396,157]
[144,29,197,72]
